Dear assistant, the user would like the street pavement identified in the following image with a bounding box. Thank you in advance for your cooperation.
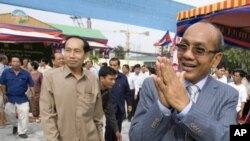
[0,119,131,141]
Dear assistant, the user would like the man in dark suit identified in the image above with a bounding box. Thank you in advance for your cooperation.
[129,22,238,141]
[108,58,131,141]
[99,66,121,141]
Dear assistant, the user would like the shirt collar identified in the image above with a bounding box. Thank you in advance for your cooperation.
[10,68,24,74]
[63,65,87,79]
[117,72,123,78]
[185,75,208,90]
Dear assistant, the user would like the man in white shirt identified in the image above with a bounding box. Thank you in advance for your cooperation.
[84,60,98,78]
[38,58,52,75]
[141,65,150,76]
[229,69,248,119]
[122,64,134,121]
[213,64,227,84]
[132,64,147,115]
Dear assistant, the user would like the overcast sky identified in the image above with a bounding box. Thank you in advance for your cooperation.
[0,0,224,53]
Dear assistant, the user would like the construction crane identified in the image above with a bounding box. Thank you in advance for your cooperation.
[70,16,84,28]
[118,30,149,59]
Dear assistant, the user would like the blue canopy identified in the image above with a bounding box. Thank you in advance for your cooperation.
[0,0,193,32]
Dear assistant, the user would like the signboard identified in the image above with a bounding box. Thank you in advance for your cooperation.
[11,9,29,24]
[0,43,52,61]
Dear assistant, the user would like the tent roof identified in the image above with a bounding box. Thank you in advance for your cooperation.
[177,0,250,21]
[0,23,62,42]
[176,0,250,50]
[49,23,108,44]
[0,0,193,32]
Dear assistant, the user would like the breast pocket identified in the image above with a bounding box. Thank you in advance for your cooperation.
[19,77,28,86]
[84,92,96,103]
[6,78,14,86]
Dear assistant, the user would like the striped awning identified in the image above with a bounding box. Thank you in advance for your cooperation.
[177,0,250,21]
[176,0,250,50]
[0,23,63,42]
[88,41,112,50]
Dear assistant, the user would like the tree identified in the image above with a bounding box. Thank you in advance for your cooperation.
[223,45,250,73]
[112,45,125,59]
[88,50,102,64]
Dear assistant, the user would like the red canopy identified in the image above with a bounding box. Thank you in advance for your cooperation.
[0,23,63,43]
[177,0,250,49]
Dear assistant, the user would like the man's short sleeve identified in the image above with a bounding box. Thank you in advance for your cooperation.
[27,72,34,86]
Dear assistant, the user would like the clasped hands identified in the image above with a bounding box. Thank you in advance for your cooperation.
[153,57,190,112]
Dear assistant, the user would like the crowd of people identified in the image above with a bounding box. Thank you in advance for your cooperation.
[0,22,249,141]
[0,52,64,138]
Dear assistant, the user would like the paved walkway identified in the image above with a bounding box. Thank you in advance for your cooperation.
[0,120,131,141]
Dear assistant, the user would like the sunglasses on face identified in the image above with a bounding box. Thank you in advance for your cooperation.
[176,43,220,57]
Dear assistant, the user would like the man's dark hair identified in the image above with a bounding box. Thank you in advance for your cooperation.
[11,56,21,61]
[233,68,247,78]
[216,63,225,69]
[30,61,39,70]
[109,57,120,66]
[123,64,130,70]
[99,66,117,78]
[102,62,108,67]
[148,67,156,75]
[134,64,141,69]
[246,74,250,82]
[41,58,49,64]
[64,35,90,53]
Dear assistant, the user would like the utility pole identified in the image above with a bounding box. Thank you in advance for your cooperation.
[119,30,149,60]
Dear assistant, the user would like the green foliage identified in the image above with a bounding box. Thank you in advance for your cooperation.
[223,46,250,73]
[88,51,101,64]
[112,45,125,59]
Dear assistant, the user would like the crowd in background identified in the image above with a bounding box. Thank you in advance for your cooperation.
[0,32,249,140]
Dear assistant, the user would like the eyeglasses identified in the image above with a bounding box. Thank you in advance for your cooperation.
[176,43,220,57]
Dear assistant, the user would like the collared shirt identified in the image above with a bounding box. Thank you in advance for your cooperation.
[0,63,9,76]
[38,65,52,75]
[111,72,131,111]
[158,76,208,118]
[101,88,119,133]
[133,72,147,95]
[40,65,104,141]
[228,82,247,112]
[0,68,34,103]
[126,73,135,90]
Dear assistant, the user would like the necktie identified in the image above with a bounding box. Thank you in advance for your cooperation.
[187,85,199,103]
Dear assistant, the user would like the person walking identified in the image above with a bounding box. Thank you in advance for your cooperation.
[99,66,122,141]
[40,36,104,141]
[0,56,35,138]
[129,22,238,141]
[108,58,132,141]
[27,61,43,122]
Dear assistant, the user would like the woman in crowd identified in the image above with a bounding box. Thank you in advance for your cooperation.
[28,61,43,122]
